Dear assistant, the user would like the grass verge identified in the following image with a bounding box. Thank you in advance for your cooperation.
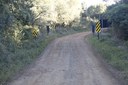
[87,34,128,82]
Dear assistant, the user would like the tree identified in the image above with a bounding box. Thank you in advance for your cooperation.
[30,0,82,26]
[0,0,83,44]
[106,4,128,40]
[86,4,107,19]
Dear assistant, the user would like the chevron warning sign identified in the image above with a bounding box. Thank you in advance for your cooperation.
[32,28,39,37]
[32,30,37,37]
[96,21,101,33]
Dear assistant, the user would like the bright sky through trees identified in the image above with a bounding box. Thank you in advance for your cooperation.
[80,0,115,7]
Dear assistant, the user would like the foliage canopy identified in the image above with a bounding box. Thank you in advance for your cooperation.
[106,4,128,40]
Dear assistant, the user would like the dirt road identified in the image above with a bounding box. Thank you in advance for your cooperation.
[9,32,121,85]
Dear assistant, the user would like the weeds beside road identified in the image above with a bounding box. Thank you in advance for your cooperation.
[87,30,128,84]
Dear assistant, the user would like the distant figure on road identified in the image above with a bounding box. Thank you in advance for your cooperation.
[91,22,95,35]
[46,25,50,35]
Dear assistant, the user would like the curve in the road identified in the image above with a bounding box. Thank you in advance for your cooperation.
[9,32,121,85]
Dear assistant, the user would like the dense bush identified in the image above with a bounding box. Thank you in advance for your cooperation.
[106,4,128,40]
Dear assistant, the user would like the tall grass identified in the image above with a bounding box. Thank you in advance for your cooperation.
[0,35,55,84]
[88,34,128,81]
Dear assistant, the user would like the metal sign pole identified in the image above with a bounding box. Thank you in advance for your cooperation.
[98,32,100,39]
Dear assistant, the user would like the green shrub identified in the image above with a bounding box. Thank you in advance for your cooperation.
[88,36,128,80]
[0,36,54,84]
[106,4,128,40]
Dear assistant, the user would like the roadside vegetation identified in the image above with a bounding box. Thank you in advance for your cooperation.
[0,34,53,84]
[88,30,128,81]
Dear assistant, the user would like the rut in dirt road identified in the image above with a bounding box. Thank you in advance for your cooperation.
[9,32,121,85]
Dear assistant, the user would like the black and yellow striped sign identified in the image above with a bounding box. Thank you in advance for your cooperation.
[96,21,101,33]
[32,30,38,37]
[32,28,39,37]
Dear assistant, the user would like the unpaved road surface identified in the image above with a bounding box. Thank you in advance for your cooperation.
[9,32,121,85]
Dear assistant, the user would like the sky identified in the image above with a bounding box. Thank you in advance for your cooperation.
[80,0,115,7]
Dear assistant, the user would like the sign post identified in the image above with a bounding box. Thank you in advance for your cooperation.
[96,21,101,39]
